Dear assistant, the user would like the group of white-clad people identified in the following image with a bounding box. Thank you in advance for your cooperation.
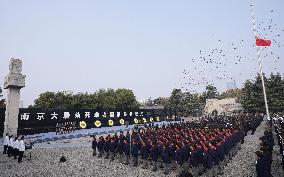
[2,133,25,163]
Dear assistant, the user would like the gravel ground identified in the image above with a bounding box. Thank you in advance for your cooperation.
[1,120,283,177]
[217,120,283,177]
[217,122,265,177]
[0,146,178,177]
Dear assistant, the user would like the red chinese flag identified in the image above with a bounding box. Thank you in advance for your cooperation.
[256,38,271,46]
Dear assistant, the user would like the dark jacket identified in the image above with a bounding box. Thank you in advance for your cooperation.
[97,140,104,151]
[92,139,97,149]
[123,142,130,155]
[151,145,159,161]
[174,148,183,164]
[104,140,110,152]
[256,155,272,177]
[162,146,170,163]
[110,141,117,152]
[131,143,139,157]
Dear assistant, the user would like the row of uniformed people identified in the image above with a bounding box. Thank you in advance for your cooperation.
[255,124,274,177]
[160,113,261,176]
[199,113,263,135]
[91,120,246,176]
[186,128,242,176]
[2,133,26,163]
[273,114,284,170]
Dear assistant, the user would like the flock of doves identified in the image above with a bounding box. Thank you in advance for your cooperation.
[180,9,283,93]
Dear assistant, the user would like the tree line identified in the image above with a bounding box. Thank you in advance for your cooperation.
[158,85,219,117]
[31,88,140,110]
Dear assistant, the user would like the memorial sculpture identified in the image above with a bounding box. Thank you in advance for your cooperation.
[3,58,26,136]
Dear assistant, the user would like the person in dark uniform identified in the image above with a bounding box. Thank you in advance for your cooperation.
[142,141,150,169]
[196,145,204,175]
[216,139,225,175]
[97,136,105,158]
[209,145,219,177]
[113,133,119,143]
[162,143,170,175]
[255,150,271,177]
[117,138,124,163]
[189,145,199,177]
[239,124,245,144]
[92,135,97,156]
[158,140,164,168]
[125,131,130,142]
[123,140,130,164]
[169,141,176,170]
[110,137,117,160]
[104,136,111,159]
[180,142,190,173]
[174,144,183,172]
[131,140,139,167]
[202,146,212,176]
[150,142,159,171]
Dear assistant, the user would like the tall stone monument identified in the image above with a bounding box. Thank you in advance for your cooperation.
[3,58,26,136]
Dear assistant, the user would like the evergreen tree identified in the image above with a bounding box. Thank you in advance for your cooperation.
[266,73,284,113]
[33,88,139,110]
[168,89,183,116]
[241,73,284,113]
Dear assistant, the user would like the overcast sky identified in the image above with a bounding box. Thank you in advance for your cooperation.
[0,0,283,107]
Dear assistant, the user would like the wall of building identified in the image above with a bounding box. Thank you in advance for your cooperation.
[204,98,242,115]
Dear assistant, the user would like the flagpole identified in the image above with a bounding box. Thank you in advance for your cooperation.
[250,1,270,121]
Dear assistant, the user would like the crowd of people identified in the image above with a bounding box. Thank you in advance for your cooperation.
[56,122,77,135]
[91,113,263,176]
[2,133,26,163]
[255,122,274,177]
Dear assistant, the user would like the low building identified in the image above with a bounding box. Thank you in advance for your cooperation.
[204,97,243,115]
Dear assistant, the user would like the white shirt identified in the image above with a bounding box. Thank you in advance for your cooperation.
[15,140,20,150]
[3,136,9,146]
[19,140,25,152]
[8,138,13,147]
[11,139,15,148]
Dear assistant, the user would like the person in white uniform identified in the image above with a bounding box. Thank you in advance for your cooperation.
[7,135,14,157]
[18,136,25,163]
[3,133,9,154]
[14,137,20,159]
[11,136,16,157]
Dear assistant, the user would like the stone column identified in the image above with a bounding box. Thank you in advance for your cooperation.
[3,58,26,137]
